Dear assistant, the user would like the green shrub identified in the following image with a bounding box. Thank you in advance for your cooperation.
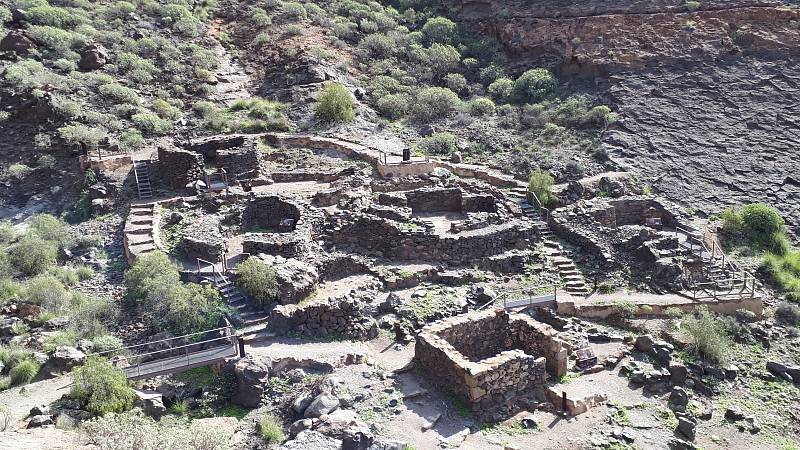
[71,357,135,415]
[410,87,462,122]
[512,68,557,103]
[152,99,181,120]
[9,236,58,276]
[25,5,82,28]
[68,294,117,339]
[424,43,460,78]
[98,83,142,105]
[50,266,79,286]
[418,133,457,155]
[722,203,788,255]
[444,73,466,93]
[84,410,234,448]
[43,329,79,353]
[236,258,278,305]
[0,220,16,243]
[528,170,556,207]
[375,94,410,120]
[58,124,108,147]
[283,2,306,20]
[681,306,730,364]
[29,214,73,248]
[487,77,513,103]
[92,335,124,354]
[125,252,180,300]
[359,33,395,59]
[132,112,172,135]
[479,64,507,83]
[75,264,94,281]
[37,154,56,169]
[421,16,456,44]
[9,359,39,385]
[0,377,10,391]
[259,415,286,443]
[469,97,495,116]
[0,279,23,304]
[0,345,30,369]
[6,164,31,179]
[315,82,355,123]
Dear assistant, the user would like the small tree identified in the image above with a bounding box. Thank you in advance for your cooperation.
[236,258,278,306]
[421,16,456,44]
[528,170,556,207]
[71,357,135,415]
[124,251,180,301]
[513,68,557,103]
[315,82,354,123]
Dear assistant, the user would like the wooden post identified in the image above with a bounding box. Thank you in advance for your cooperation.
[561,391,568,413]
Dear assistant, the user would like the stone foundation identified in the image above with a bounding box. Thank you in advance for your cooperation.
[269,297,378,339]
[415,310,568,420]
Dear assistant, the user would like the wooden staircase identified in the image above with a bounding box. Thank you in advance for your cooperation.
[133,160,153,200]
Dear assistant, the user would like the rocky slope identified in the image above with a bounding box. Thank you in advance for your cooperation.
[445,0,800,235]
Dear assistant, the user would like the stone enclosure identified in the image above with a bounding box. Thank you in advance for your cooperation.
[415,310,569,419]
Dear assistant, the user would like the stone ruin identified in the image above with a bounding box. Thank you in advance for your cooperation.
[415,309,569,421]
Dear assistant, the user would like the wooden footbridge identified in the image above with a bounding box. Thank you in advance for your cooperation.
[94,327,243,381]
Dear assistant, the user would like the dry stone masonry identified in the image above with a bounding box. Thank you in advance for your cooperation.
[415,310,569,420]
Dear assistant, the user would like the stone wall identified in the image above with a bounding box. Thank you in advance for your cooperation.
[242,232,310,258]
[241,194,303,230]
[217,147,262,178]
[269,297,378,339]
[184,134,247,159]
[462,194,497,213]
[326,213,537,265]
[415,310,568,418]
[157,147,204,189]
[405,187,462,213]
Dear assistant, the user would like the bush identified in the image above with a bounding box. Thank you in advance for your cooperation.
[410,87,462,122]
[98,83,141,105]
[68,294,117,339]
[29,214,73,248]
[283,2,307,20]
[424,43,460,78]
[528,170,556,207]
[315,82,355,123]
[71,357,135,415]
[9,236,58,276]
[0,220,16,244]
[153,99,181,120]
[421,16,456,44]
[444,73,467,93]
[469,97,495,116]
[487,77,514,103]
[512,68,557,103]
[92,335,124,354]
[375,94,410,120]
[721,203,788,254]
[259,415,286,443]
[417,133,457,155]
[236,258,278,305]
[0,279,22,304]
[359,33,396,59]
[9,358,39,385]
[132,112,172,135]
[681,307,730,364]
[84,410,235,449]
[25,5,83,28]
[776,301,800,325]
[58,124,108,147]
[7,163,31,179]
[25,275,69,311]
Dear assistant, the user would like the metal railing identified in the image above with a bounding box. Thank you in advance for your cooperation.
[92,327,240,380]
[480,285,559,311]
[197,258,228,284]
[527,189,551,222]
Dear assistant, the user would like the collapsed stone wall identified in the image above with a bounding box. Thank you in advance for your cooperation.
[157,147,204,189]
[326,213,537,265]
[269,297,378,339]
[405,187,462,212]
[415,310,568,418]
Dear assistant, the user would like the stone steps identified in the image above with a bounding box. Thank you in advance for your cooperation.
[204,276,270,329]
[123,202,161,264]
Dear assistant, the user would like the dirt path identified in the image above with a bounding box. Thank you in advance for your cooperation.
[0,376,71,426]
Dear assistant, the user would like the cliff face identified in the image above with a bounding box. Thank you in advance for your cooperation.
[450,0,800,235]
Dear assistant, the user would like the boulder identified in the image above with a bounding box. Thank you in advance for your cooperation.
[289,418,314,437]
[676,416,696,441]
[669,387,689,411]
[292,391,315,415]
[27,415,54,428]
[30,405,50,416]
[78,43,109,71]
[724,407,746,422]
[669,362,688,385]
[43,346,86,376]
[228,356,270,408]
[0,30,35,54]
[450,151,462,163]
[280,430,342,450]
[766,361,800,383]
[651,258,683,288]
[134,390,166,419]
[58,409,93,422]
[304,394,340,418]
[634,335,654,353]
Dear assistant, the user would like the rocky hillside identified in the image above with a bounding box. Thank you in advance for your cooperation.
[440,0,800,235]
